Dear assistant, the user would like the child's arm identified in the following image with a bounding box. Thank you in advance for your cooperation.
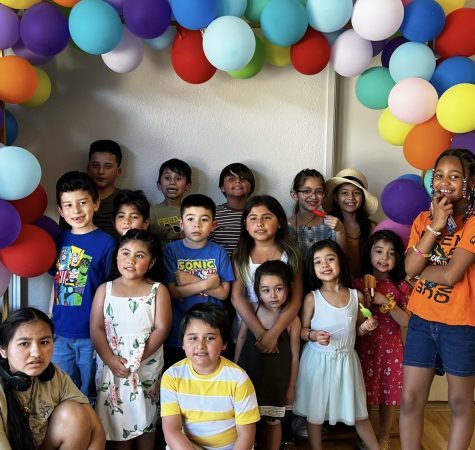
[356,291,379,336]
[286,317,301,406]
[234,320,250,362]
[371,291,411,328]
[90,283,129,378]
[234,423,257,450]
[162,415,196,450]
[167,272,221,299]
[300,292,330,346]
[203,281,230,300]
[325,215,347,253]
[142,283,172,361]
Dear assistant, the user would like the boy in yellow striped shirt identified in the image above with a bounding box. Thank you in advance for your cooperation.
[161,303,260,450]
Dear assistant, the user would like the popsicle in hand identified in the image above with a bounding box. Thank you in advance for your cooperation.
[312,209,326,218]
[363,274,377,298]
[359,302,373,318]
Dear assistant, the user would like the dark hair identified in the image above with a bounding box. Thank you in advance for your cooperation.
[89,139,122,166]
[0,308,53,450]
[360,230,406,282]
[56,171,98,206]
[291,169,326,214]
[180,194,216,219]
[158,158,192,185]
[180,303,230,345]
[219,163,256,197]
[304,239,351,291]
[254,260,293,308]
[113,189,150,221]
[234,195,301,283]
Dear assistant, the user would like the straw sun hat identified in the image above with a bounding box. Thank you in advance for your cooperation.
[323,168,379,216]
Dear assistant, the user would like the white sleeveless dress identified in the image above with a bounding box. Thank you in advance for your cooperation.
[294,288,368,425]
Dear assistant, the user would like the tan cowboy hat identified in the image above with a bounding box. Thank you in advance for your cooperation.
[323,168,379,216]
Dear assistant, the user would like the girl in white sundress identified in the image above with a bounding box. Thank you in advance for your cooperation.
[91,229,172,449]
[293,240,379,450]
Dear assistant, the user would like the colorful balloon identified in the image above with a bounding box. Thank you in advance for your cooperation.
[22,67,52,107]
[331,29,373,77]
[261,34,291,66]
[12,37,54,65]
[0,200,21,249]
[435,0,465,15]
[451,130,475,154]
[0,4,19,50]
[0,0,39,8]
[245,0,270,23]
[435,8,475,58]
[356,67,395,109]
[306,0,353,32]
[290,28,330,75]
[102,26,144,73]
[171,0,217,30]
[0,55,37,104]
[430,56,475,96]
[9,184,47,224]
[400,0,445,42]
[5,110,19,146]
[381,35,408,68]
[217,0,247,16]
[123,0,171,39]
[378,108,414,146]
[144,26,176,50]
[229,34,266,79]
[436,83,475,133]
[389,42,436,82]
[373,219,411,247]
[33,215,62,240]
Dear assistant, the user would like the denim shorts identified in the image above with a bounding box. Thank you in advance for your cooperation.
[403,314,475,377]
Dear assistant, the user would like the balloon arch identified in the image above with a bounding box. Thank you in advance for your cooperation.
[0,0,474,294]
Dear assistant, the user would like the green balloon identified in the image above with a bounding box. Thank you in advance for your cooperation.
[355,67,396,110]
[244,0,270,24]
[228,35,266,79]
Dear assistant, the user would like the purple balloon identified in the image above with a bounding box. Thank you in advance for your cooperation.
[20,2,70,56]
[33,215,61,240]
[0,4,20,50]
[381,36,408,68]
[105,0,124,15]
[0,200,21,249]
[12,37,54,65]
[381,179,431,225]
[123,0,172,39]
[374,218,411,247]
[371,39,387,57]
[451,130,475,155]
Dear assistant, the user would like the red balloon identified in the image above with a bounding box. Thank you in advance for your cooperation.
[435,8,475,58]
[0,224,56,277]
[171,27,216,84]
[9,184,47,223]
[290,28,330,75]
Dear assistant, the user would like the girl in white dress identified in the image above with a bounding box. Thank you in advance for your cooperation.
[294,239,379,450]
[91,229,171,449]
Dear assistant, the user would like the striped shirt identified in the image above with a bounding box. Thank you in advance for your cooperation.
[211,204,244,256]
[161,357,260,450]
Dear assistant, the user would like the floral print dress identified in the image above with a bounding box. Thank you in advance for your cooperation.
[95,281,163,441]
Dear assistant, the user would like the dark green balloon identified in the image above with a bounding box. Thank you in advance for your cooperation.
[228,34,266,79]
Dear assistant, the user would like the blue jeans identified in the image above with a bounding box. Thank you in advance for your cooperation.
[52,335,96,401]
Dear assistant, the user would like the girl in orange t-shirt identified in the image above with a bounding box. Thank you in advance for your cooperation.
[401,148,475,450]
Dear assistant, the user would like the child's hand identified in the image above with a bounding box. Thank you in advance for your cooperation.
[324,215,344,233]
[316,330,330,346]
[205,273,220,290]
[174,270,198,286]
[107,356,130,378]
[286,386,295,406]
[361,316,378,332]
[256,330,279,353]
[370,291,387,306]
[431,194,453,231]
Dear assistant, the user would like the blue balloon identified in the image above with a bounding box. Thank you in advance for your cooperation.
[0,146,41,201]
[398,173,422,184]
[217,0,247,17]
[400,0,445,43]
[171,0,218,30]
[307,0,353,33]
[144,26,176,50]
[430,57,475,96]
[69,0,122,55]
[389,42,435,82]
[5,110,18,146]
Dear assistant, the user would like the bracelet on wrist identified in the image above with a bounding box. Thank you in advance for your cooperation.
[426,224,441,236]
[306,328,313,341]
[412,245,431,258]
[379,294,397,314]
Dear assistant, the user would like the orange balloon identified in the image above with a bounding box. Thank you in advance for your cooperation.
[403,115,454,170]
[0,56,37,104]
[52,0,80,6]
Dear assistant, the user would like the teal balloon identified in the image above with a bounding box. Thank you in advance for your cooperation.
[69,0,122,55]
[389,42,436,82]
[261,0,308,46]
[423,169,433,196]
[355,67,396,110]
[307,0,353,33]
[5,110,18,146]
[228,34,266,79]
[217,0,247,17]
[0,146,41,201]
[245,0,269,23]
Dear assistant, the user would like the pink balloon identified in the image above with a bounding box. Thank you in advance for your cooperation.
[388,77,438,124]
[0,260,11,296]
[374,218,411,247]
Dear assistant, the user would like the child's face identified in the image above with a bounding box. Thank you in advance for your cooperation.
[114,204,150,236]
[370,239,395,278]
[158,168,191,201]
[87,152,121,191]
[313,246,340,282]
[335,183,363,214]
[245,205,280,242]
[220,170,252,200]
[117,240,154,280]
[180,206,216,247]
[0,320,53,377]
[58,189,100,233]
[291,176,325,213]
[182,319,226,375]
[433,156,469,205]
[258,274,288,310]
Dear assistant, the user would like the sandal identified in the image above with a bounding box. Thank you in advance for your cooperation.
[378,439,391,450]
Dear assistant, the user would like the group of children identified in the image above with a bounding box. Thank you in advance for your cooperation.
[31,142,475,450]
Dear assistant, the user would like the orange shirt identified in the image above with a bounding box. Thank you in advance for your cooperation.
[407,212,475,326]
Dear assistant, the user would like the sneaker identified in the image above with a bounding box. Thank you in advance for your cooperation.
[291,416,308,438]
[281,441,298,450]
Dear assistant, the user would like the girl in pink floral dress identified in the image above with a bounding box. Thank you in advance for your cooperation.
[91,230,171,449]
[353,230,411,450]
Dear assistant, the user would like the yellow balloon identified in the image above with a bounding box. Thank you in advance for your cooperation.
[434,0,465,15]
[260,36,291,67]
[436,83,475,134]
[378,108,414,146]
[23,67,51,107]
[0,0,40,9]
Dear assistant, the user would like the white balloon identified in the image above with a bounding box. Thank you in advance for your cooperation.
[352,0,404,41]
[330,29,373,77]
[102,26,145,74]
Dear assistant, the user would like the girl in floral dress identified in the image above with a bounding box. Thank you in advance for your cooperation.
[91,229,171,449]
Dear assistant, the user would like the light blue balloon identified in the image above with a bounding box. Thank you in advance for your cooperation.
[69,0,122,55]
[217,0,247,17]
[203,16,255,71]
[307,0,353,33]
[261,0,307,47]
[144,26,176,50]
[0,146,41,201]
[389,42,435,82]
[423,169,433,196]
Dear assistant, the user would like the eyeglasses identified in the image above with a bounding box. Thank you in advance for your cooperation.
[296,189,325,198]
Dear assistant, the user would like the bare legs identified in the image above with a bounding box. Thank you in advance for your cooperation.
[378,404,395,444]
[113,432,155,450]
[355,418,379,450]
[264,421,282,450]
[306,422,324,450]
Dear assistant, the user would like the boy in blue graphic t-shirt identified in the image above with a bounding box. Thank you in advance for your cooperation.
[49,171,115,400]
[163,194,234,369]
